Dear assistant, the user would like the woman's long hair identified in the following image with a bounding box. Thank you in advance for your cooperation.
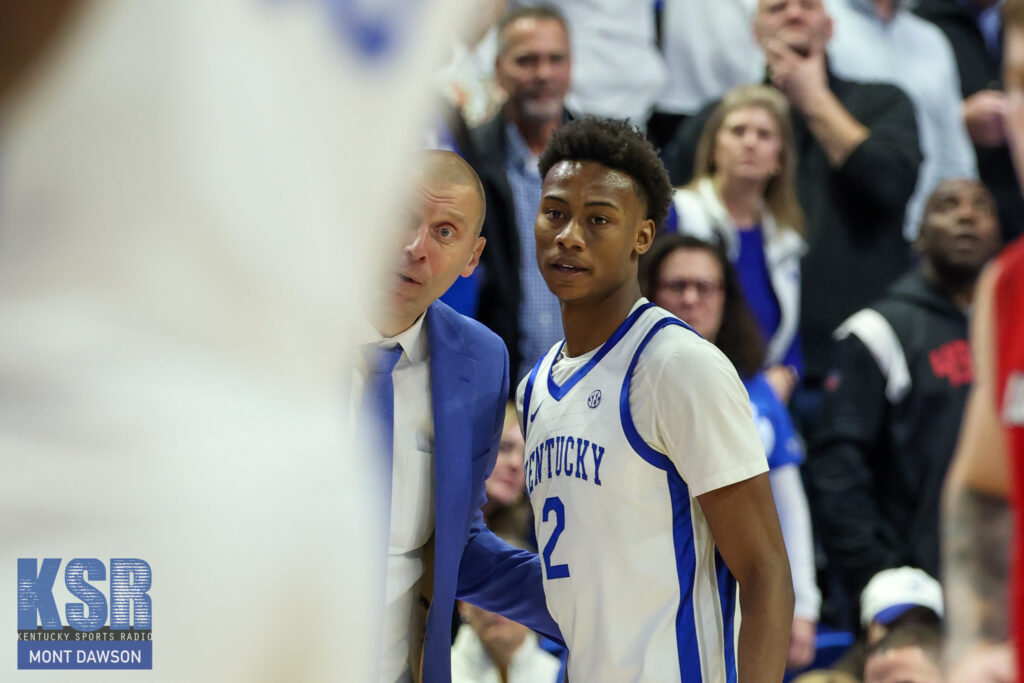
[689,84,805,236]
[642,234,767,378]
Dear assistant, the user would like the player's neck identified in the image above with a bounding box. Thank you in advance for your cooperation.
[560,283,643,358]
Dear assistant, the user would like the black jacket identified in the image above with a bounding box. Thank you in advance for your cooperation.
[468,110,571,386]
[468,112,524,386]
[663,72,921,380]
[807,269,972,599]
[914,0,1024,242]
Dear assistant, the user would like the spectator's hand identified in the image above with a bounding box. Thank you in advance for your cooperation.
[763,38,829,115]
[765,364,798,405]
[787,617,817,671]
[964,90,1008,147]
[947,642,1016,683]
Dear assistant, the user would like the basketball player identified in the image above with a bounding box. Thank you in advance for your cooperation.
[942,2,1024,681]
[518,118,794,682]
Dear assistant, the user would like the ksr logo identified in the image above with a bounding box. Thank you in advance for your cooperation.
[17,558,152,670]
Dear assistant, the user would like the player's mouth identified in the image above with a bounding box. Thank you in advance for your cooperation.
[548,259,589,276]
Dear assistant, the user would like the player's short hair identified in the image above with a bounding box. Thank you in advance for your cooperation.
[1005,0,1024,30]
[496,5,569,55]
[538,118,673,231]
[641,234,767,377]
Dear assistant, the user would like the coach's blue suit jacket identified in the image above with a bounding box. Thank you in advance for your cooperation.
[421,301,562,683]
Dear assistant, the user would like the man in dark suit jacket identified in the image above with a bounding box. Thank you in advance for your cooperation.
[471,6,571,385]
[664,0,922,400]
[915,0,1024,242]
[365,150,559,683]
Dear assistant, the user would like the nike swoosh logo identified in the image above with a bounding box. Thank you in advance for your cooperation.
[530,399,544,423]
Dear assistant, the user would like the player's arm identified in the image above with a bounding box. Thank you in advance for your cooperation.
[943,261,1013,680]
[699,475,793,683]
[653,340,792,682]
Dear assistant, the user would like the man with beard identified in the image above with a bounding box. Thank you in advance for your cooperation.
[807,179,1001,608]
[470,5,573,385]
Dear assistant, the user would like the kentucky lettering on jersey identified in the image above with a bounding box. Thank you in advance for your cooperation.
[517,299,768,683]
[524,435,605,493]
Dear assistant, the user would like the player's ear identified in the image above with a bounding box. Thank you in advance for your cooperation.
[634,218,655,256]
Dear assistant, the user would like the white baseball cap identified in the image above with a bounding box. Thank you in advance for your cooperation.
[860,567,944,627]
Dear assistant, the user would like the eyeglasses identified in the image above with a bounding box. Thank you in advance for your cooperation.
[657,278,724,298]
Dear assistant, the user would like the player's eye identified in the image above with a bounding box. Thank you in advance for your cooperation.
[545,208,564,220]
[438,225,454,239]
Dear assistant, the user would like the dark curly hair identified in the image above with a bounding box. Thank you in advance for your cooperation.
[537,118,673,231]
[641,234,767,378]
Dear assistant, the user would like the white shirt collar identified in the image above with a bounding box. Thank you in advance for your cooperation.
[358,311,428,365]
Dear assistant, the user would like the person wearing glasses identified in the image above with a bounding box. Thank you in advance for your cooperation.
[644,234,821,673]
[669,84,806,406]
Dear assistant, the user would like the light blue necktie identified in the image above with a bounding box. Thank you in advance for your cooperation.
[360,343,403,467]
[358,348,401,458]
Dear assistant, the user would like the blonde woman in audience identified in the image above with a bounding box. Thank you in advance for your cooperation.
[671,84,806,403]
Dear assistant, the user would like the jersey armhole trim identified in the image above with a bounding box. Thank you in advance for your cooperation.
[619,317,687,473]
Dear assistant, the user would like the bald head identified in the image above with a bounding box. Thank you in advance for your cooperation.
[416,150,486,235]
[921,178,996,224]
[917,178,1000,289]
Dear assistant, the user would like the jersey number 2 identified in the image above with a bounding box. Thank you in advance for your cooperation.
[542,496,570,580]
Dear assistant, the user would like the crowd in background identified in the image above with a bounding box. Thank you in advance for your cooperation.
[428,0,1022,680]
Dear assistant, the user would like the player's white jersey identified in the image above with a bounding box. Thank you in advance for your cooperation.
[521,301,751,682]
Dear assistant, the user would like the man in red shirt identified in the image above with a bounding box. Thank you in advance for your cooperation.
[943,1,1024,680]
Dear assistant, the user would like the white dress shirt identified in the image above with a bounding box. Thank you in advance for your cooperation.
[657,0,763,115]
[356,314,435,683]
[450,627,561,683]
[520,0,667,124]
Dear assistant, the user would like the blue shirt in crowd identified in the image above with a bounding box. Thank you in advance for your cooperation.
[736,225,803,374]
[744,373,804,470]
[505,121,564,382]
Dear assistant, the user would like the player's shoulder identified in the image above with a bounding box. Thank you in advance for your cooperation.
[637,308,729,368]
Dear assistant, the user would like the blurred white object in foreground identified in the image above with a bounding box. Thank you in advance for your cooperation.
[0,0,459,679]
